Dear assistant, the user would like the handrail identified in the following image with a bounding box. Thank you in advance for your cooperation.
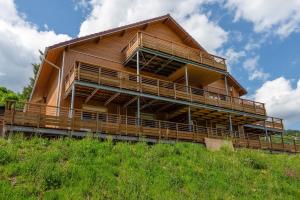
[71,62,266,116]
[123,31,227,71]
[3,101,298,153]
[252,117,284,130]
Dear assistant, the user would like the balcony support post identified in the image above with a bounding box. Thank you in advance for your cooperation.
[185,66,192,125]
[136,50,141,127]
[70,84,75,118]
[224,74,233,134]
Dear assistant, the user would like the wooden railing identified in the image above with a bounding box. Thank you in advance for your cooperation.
[65,62,266,116]
[123,31,227,71]
[252,117,284,130]
[3,101,299,153]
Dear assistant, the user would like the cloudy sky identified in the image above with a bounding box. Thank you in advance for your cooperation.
[0,0,300,129]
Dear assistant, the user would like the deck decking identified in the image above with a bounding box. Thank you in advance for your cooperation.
[3,102,299,153]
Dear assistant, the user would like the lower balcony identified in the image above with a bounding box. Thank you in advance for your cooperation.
[3,101,299,153]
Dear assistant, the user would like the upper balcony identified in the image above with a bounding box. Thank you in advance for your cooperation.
[123,32,227,73]
[64,62,266,117]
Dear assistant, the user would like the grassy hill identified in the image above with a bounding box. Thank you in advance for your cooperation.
[1,136,300,200]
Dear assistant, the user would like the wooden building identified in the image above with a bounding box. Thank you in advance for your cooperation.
[3,14,298,152]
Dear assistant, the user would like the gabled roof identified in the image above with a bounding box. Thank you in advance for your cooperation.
[47,14,207,52]
[227,73,247,96]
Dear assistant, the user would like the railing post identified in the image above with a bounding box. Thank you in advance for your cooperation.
[125,115,128,136]
[158,120,161,140]
[78,62,81,81]
[270,135,273,152]
[294,139,297,152]
[157,79,160,96]
[96,112,99,135]
[281,132,285,151]
[176,124,178,142]
[190,87,193,102]
[193,125,195,142]
[174,84,176,99]
[98,67,101,85]
[258,136,262,149]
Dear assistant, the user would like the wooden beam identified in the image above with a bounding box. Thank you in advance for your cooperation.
[156,103,174,113]
[104,93,120,106]
[123,96,138,108]
[155,57,174,73]
[95,36,102,44]
[142,24,148,30]
[84,89,99,103]
[140,99,157,110]
[119,30,126,37]
[141,55,157,70]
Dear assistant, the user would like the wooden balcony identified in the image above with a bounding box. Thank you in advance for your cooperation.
[252,117,284,131]
[123,32,227,71]
[3,101,299,153]
[65,62,266,116]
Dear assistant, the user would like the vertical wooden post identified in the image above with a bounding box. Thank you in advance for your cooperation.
[98,67,101,84]
[193,125,195,142]
[270,135,273,152]
[158,120,161,140]
[176,124,178,142]
[96,112,99,135]
[258,136,262,149]
[174,84,176,99]
[78,62,81,81]
[294,139,297,153]
[136,50,140,133]
[281,132,285,151]
[157,79,160,96]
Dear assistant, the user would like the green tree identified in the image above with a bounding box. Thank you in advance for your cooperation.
[21,63,40,101]
[0,87,20,105]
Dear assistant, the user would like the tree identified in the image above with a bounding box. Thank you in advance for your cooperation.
[21,63,40,101]
[0,87,21,105]
[21,50,43,101]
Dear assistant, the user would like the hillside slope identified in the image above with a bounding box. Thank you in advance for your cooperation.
[0,136,300,200]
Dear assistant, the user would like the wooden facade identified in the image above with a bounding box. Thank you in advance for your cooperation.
[3,14,292,151]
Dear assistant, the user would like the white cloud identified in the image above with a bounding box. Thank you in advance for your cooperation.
[218,48,245,72]
[255,77,300,129]
[226,0,300,37]
[0,0,71,92]
[78,0,228,52]
[242,56,270,81]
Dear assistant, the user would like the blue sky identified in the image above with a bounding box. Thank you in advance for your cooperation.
[1,0,300,129]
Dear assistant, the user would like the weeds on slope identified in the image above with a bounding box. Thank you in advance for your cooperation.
[0,135,300,200]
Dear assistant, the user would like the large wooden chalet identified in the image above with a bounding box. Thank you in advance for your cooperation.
[2,15,299,152]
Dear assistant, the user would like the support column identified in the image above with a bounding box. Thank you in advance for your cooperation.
[136,51,141,125]
[264,120,269,141]
[224,74,233,134]
[185,66,192,125]
[70,84,75,118]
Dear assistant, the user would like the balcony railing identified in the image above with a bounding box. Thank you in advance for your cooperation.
[65,62,266,116]
[253,117,284,130]
[123,31,227,71]
[3,101,299,153]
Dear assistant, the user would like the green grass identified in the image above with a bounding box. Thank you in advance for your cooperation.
[1,135,300,200]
